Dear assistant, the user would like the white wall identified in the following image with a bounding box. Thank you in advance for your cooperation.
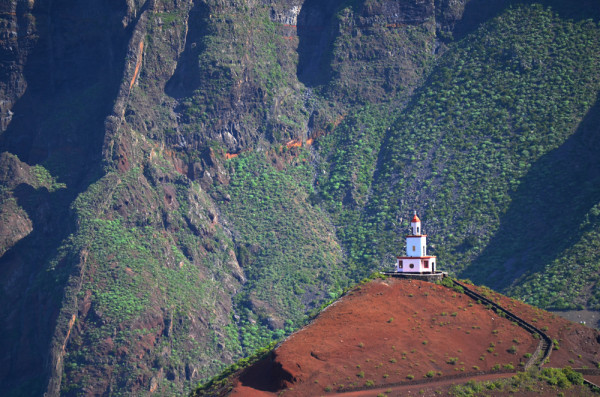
[411,221,421,235]
[395,256,437,273]
[406,236,427,257]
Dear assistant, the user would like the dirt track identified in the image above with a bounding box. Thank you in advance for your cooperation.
[337,372,511,396]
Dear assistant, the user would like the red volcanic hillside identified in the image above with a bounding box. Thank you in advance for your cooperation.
[197,278,600,396]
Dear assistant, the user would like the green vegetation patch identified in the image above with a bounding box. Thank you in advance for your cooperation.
[59,167,243,394]
[219,150,347,354]
[315,3,600,308]
[450,367,585,396]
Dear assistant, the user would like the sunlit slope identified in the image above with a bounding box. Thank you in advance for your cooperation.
[317,3,600,308]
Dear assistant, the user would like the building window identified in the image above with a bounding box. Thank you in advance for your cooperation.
[424,261,429,268]
[399,261,403,268]
[412,245,415,251]
[417,227,420,234]
[409,263,414,269]
[423,246,425,254]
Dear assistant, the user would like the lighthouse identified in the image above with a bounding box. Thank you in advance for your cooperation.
[395,212,437,273]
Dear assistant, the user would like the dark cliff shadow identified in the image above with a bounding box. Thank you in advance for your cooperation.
[236,353,293,393]
[0,0,129,183]
[0,0,133,394]
[462,93,600,290]
[296,0,361,88]
[0,183,77,395]
[165,1,210,99]
[538,0,600,21]
[449,0,512,41]
[444,0,599,44]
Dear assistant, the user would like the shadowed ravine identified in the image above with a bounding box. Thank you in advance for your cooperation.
[0,0,132,393]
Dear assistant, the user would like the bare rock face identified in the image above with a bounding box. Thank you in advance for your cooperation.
[0,0,35,132]
[1,0,131,176]
[0,0,137,395]
[0,153,33,256]
[269,1,302,25]
[360,0,436,24]
[296,0,470,105]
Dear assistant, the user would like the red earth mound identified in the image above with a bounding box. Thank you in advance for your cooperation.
[226,278,600,396]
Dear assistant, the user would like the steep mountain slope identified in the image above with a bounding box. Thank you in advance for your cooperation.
[0,0,599,396]
[316,1,600,305]
[0,0,135,394]
[196,278,600,396]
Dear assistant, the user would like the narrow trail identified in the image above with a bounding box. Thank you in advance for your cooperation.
[451,280,553,370]
[336,278,554,395]
[337,372,514,396]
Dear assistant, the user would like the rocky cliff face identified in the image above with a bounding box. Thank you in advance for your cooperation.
[0,0,598,395]
[0,0,134,394]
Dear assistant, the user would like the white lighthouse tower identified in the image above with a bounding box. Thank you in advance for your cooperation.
[395,212,437,273]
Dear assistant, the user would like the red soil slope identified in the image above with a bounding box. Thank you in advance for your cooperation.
[226,278,600,396]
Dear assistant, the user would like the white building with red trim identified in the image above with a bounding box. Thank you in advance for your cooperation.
[395,213,437,273]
